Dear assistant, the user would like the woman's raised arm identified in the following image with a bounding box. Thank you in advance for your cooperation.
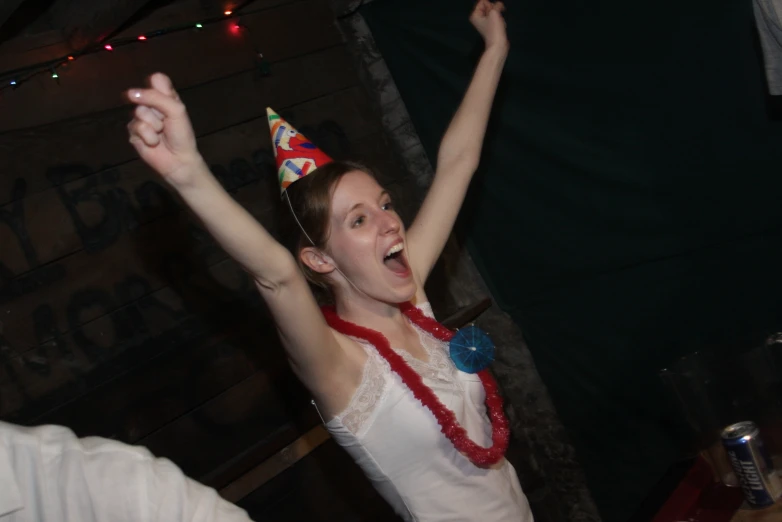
[126,73,348,393]
[407,0,508,283]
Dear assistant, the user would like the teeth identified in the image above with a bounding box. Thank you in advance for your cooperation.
[384,243,403,258]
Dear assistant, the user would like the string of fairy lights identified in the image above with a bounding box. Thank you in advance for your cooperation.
[0,4,271,95]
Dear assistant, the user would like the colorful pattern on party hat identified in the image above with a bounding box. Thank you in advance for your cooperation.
[267,108,333,193]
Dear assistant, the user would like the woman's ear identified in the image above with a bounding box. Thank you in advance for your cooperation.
[300,247,336,275]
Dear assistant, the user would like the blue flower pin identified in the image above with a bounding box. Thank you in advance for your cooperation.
[449,325,495,373]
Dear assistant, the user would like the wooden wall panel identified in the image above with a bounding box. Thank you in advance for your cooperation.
[1,85,380,347]
[0,0,340,132]
[0,0,289,71]
[136,370,313,481]
[0,45,357,205]
[47,0,155,50]
[237,440,402,521]
[112,0,275,40]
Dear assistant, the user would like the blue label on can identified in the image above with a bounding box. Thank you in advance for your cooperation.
[724,437,776,508]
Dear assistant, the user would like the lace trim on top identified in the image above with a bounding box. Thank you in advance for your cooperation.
[398,325,460,393]
[330,303,461,437]
[331,343,389,437]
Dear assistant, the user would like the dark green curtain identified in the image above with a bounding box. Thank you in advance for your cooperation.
[362,0,782,520]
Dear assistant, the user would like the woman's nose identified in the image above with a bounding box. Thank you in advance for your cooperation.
[379,211,401,234]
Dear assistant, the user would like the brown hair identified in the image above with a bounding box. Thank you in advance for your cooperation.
[279,160,376,288]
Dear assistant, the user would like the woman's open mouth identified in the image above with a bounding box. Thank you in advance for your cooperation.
[383,243,410,276]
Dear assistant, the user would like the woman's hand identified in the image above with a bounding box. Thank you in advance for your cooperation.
[470,0,508,52]
[126,73,204,186]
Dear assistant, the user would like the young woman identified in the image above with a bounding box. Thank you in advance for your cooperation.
[126,1,531,520]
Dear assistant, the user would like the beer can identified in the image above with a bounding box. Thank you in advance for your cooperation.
[721,421,782,508]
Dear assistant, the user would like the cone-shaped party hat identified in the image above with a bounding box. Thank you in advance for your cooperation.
[267,108,333,193]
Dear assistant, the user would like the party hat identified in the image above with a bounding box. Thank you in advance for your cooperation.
[267,108,333,193]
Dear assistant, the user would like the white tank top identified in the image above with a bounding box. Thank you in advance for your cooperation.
[324,303,533,522]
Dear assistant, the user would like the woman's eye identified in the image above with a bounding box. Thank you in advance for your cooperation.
[352,216,365,228]
[382,201,394,211]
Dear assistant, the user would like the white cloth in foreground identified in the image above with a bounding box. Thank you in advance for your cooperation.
[0,421,253,522]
